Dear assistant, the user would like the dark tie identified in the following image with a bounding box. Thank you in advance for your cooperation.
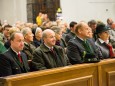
[18,53,22,63]
[82,40,93,53]
[50,48,63,67]
[50,48,55,55]
[106,43,114,57]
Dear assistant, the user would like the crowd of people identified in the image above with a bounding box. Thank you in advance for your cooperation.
[0,13,115,77]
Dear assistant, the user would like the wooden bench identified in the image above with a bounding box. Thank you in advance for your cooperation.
[0,59,115,86]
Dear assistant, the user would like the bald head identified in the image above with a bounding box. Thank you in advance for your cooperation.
[42,29,56,47]
[110,23,115,29]
[42,29,55,39]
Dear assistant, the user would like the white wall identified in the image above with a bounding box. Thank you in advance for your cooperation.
[60,0,115,24]
[0,0,115,25]
[0,0,27,25]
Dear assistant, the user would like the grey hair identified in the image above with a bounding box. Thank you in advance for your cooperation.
[21,27,31,37]
[35,27,42,35]
[51,26,61,34]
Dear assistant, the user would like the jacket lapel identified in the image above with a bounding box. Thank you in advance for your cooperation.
[9,48,24,69]
[20,53,28,72]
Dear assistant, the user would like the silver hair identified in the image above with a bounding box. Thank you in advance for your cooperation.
[35,27,42,36]
[21,27,31,37]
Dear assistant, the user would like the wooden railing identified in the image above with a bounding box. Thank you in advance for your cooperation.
[0,59,115,86]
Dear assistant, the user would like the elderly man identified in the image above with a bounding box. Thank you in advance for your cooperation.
[22,27,36,60]
[32,27,42,48]
[0,31,30,77]
[67,22,101,64]
[32,29,71,70]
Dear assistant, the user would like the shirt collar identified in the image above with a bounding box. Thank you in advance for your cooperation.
[11,47,20,55]
[99,38,109,44]
[76,35,86,42]
[44,43,53,50]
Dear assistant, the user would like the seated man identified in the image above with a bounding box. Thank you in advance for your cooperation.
[51,26,67,51]
[32,29,71,70]
[32,27,42,48]
[21,27,36,60]
[65,21,77,44]
[109,23,115,48]
[67,22,101,64]
[0,31,30,77]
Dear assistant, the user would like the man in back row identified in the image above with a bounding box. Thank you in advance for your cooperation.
[0,32,30,77]
[65,21,77,44]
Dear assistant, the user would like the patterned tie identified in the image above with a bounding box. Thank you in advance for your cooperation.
[18,52,22,63]
[106,43,114,57]
[50,48,55,54]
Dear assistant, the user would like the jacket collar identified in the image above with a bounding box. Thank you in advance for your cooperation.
[40,43,57,52]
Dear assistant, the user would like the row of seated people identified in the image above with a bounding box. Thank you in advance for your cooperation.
[0,19,114,77]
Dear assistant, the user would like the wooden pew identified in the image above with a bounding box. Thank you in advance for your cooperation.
[0,59,115,86]
[98,59,115,86]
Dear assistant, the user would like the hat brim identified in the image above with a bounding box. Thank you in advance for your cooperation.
[96,27,111,34]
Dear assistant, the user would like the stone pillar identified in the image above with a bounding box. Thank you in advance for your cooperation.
[27,0,36,23]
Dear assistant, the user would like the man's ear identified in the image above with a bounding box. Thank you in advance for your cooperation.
[78,29,81,34]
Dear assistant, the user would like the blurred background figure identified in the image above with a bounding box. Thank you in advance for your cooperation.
[107,18,113,28]
[51,26,67,52]
[36,12,43,27]
[32,27,42,48]
[2,25,12,43]
[4,27,20,49]
[65,21,77,44]
[109,22,115,48]
[88,19,97,41]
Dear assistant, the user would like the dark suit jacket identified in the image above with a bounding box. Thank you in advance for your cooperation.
[23,43,36,60]
[95,39,110,59]
[32,43,71,70]
[0,48,30,77]
[67,37,102,64]
[65,32,76,44]
[32,38,42,48]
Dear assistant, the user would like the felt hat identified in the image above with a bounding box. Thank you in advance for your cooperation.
[96,24,110,34]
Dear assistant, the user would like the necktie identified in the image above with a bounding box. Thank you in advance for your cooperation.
[18,52,22,63]
[82,40,93,53]
[50,48,55,54]
[106,43,114,57]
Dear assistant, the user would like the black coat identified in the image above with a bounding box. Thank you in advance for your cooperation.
[0,48,30,77]
[67,37,102,64]
[65,32,76,44]
[32,43,71,70]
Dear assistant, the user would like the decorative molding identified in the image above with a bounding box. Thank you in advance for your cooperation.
[42,75,93,86]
